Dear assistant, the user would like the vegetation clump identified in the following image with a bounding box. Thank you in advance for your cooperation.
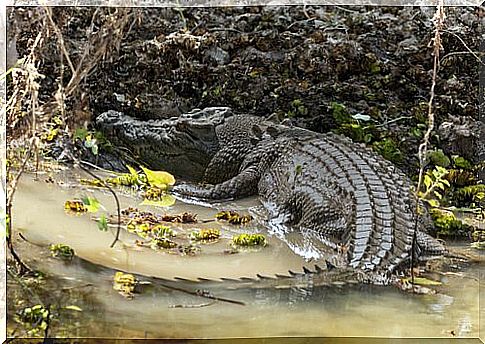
[64,200,87,213]
[150,237,178,250]
[427,149,451,168]
[231,233,267,247]
[454,184,485,207]
[372,138,403,164]
[216,210,252,225]
[113,271,138,299]
[82,165,176,206]
[429,208,472,238]
[417,166,451,207]
[190,229,221,242]
[471,230,485,250]
[15,304,51,336]
[49,244,75,260]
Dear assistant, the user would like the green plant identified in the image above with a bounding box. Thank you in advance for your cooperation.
[373,138,403,164]
[339,123,374,143]
[429,208,472,237]
[15,304,51,336]
[454,184,485,206]
[418,166,450,207]
[330,102,351,125]
[452,156,473,170]
[74,128,112,155]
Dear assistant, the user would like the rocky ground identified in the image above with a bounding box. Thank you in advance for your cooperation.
[8,6,483,171]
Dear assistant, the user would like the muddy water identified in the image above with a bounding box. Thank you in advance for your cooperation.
[11,171,483,339]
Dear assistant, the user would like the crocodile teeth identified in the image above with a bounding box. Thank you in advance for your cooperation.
[302,266,314,274]
[256,274,276,280]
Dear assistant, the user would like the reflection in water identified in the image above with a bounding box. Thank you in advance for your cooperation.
[10,172,483,339]
[428,293,454,313]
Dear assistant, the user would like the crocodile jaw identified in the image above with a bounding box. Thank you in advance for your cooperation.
[95,108,230,180]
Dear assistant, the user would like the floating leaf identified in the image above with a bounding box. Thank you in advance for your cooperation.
[406,277,442,286]
[113,271,138,299]
[140,166,176,189]
[64,305,83,312]
[160,212,197,223]
[97,214,108,231]
[82,196,103,213]
[126,165,139,177]
[64,200,87,213]
[178,244,201,256]
[152,224,175,238]
[150,237,178,249]
[143,187,164,200]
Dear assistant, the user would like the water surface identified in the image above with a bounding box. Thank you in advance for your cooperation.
[11,171,483,339]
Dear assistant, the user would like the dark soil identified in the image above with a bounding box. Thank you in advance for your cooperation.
[8,6,483,175]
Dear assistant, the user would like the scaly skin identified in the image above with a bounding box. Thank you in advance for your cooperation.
[96,107,446,284]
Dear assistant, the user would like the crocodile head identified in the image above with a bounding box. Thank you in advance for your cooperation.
[96,107,232,180]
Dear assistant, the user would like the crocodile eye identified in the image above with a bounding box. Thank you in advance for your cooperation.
[176,121,188,131]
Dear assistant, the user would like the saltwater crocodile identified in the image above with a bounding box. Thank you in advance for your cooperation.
[96,107,446,284]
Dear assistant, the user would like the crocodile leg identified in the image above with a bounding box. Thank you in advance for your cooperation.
[173,165,261,200]
[416,231,446,257]
[202,145,249,184]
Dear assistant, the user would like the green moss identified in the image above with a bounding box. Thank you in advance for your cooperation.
[339,123,373,143]
[373,138,403,164]
[330,102,351,125]
[430,208,472,237]
[452,156,473,170]
[427,149,451,168]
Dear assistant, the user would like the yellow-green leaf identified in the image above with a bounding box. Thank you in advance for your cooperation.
[126,165,138,177]
[140,166,176,188]
[140,194,176,208]
[97,214,108,231]
[82,196,104,213]
[425,199,440,207]
[424,175,432,190]
[64,305,83,312]
[411,277,442,286]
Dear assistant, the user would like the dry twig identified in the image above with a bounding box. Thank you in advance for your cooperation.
[412,0,446,285]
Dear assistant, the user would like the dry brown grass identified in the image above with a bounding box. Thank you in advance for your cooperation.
[3,6,133,274]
